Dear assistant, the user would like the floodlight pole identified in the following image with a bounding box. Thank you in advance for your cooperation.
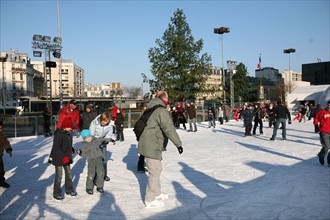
[214,27,230,103]
[283,48,295,93]
[0,54,8,114]
[57,0,63,107]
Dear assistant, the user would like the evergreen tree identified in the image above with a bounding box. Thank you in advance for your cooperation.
[232,63,249,102]
[145,9,211,103]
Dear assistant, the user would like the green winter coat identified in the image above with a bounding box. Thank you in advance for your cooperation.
[138,98,182,160]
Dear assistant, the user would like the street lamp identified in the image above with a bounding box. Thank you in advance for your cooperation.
[32,34,62,113]
[214,26,230,103]
[227,60,237,110]
[283,48,295,93]
[0,53,8,114]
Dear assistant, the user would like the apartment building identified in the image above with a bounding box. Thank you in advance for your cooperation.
[31,59,85,98]
[0,50,33,107]
[84,82,124,98]
[196,66,223,101]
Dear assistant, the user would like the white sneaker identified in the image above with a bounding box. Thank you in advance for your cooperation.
[155,193,169,200]
[145,199,164,208]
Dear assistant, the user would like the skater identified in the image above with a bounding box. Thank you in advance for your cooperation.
[171,107,179,128]
[43,106,52,137]
[138,90,183,208]
[313,104,322,133]
[240,104,254,136]
[49,118,77,200]
[270,100,291,141]
[89,112,116,182]
[80,104,97,130]
[56,99,81,145]
[253,103,264,135]
[0,121,13,188]
[187,102,197,132]
[314,100,330,166]
[267,102,275,127]
[78,129,105,194]
[207,106,216,128]
[115,108,125,141]
[177,103,186,129]
[218,104,224,124]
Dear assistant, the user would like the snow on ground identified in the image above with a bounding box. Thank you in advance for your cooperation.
[0,120,329,220]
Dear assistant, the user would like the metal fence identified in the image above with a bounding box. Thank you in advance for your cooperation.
[0,109,214,138]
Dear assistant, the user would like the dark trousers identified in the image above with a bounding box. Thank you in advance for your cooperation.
[253,119,263,134]
[244,120,252,135]
[87,158,104,189]
[138,154,145,169]
[0,158,6,183]
[53,165,73,196]
[319,132,330,164]
[116,129,124,141]
[44,122,51,134]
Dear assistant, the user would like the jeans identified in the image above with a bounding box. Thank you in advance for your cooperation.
[319,132,330,164]
[53,165,73,196]
[188,117,197,131]
[208,116,215,128]
[272,118,287,139]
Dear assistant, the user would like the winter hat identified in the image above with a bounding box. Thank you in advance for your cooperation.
[62,118,73,129]
[81,129,91,139]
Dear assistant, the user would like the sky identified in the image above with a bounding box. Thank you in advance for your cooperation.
[1,0,329,89]
[0,120,329,219]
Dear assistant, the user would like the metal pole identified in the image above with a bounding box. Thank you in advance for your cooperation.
[57,0,63,108]
[221,35,225,103]
[48,48,53,114]
[288,53,291,93]
[1,60,6,115]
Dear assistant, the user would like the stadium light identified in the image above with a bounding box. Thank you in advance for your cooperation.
[214,26,230,103]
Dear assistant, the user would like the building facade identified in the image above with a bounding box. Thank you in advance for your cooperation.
[31,59,85,98]
[196,66,223,101]
[302,61,330,85]
[0,50,32,108]
[84,82,124,98]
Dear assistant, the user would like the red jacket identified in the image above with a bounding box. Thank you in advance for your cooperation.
[56,104,81,130]
[314,108,330,134]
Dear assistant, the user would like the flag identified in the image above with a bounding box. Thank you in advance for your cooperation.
[257,54,261,69]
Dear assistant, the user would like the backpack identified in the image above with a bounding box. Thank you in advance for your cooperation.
[133,105,163,141]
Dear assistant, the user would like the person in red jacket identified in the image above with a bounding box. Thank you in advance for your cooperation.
[314,100,330,166]
[56,99,80,130]
[56,100,81,145]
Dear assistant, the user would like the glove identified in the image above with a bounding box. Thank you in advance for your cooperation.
[48,157,53,164]
[77,149,82,156]
[7,149,12,157]
[288,120,292,124]
[177,146,183,154]
[101,141,109,145]
[62,156,70,165]
[72,147,76,154]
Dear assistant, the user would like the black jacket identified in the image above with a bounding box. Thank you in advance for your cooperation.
[241,108,254,122]
[80,111,97,130]
[274,105,291,121]
[50,128,73,166]
[115,113,125,131]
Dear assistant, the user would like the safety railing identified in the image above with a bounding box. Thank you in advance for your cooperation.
[0,109,217,138]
